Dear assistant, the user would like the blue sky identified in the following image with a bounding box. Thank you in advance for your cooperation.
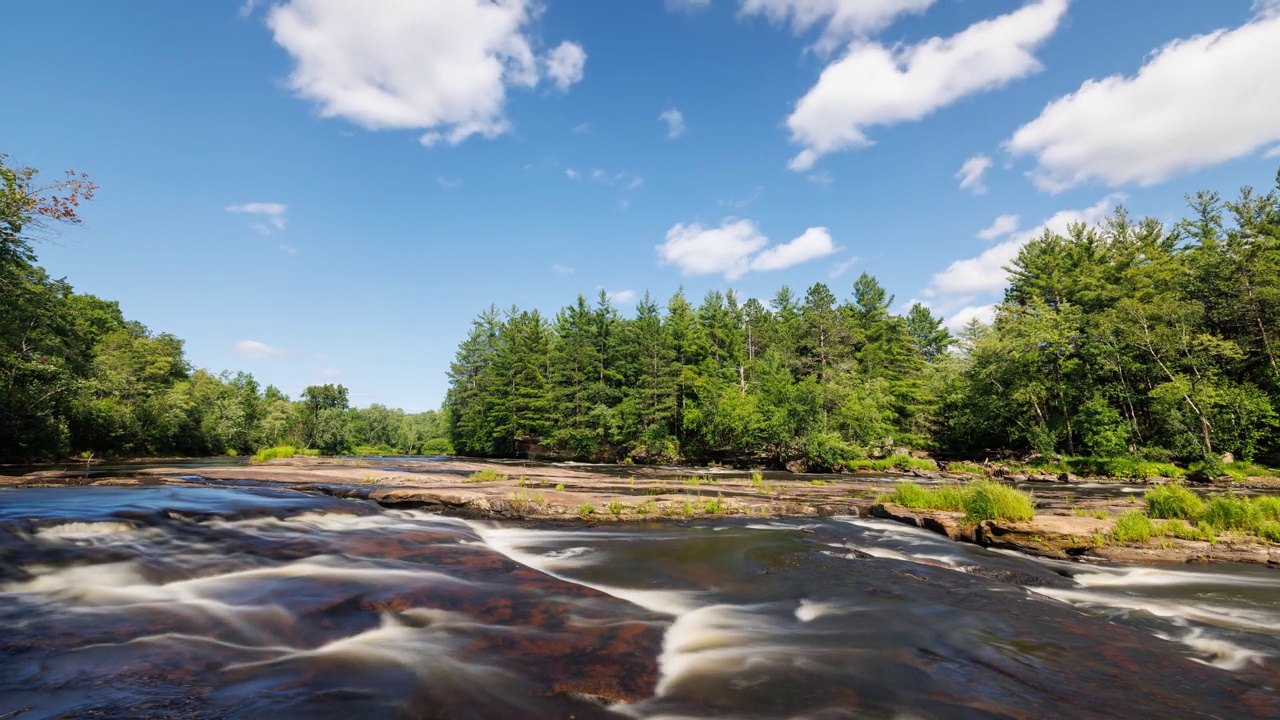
[5,0,1280,411]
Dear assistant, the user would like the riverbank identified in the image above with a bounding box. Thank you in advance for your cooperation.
[4,455,1278,568]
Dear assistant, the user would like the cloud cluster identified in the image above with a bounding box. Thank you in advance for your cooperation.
[784,0,1068,171]
[657,218,836,279]
[740,0,935,52]
[226,202,288,234]
[923,194,1121,324]
[1007,11,1280,191]
[265,0,586,146]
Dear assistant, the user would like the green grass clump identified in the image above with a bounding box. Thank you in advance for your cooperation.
[1201,494,1257,530]
[879,482,934,509]
[1112,510,1155,543]
[846,459,876,471]
[945,461,986,475]
[1064,457,1184,480]
[465,469,509,483]
[296,448,320,457]
[962,480,1035,522]
[252,445,299,462]
[578,503,595,518]
[555,483,565,491]
[750,471,764,486]
[869,455,939,472]
[1144,484,1204,520]
[608,500,625,517]
[1221,460,1275,480]
[1254,496,1280,522]
[1158,519,1216,543]
[1257,521,1280,543]
[704,494,724,514]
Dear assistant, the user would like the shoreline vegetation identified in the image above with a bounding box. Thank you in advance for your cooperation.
[6,455,1278,568]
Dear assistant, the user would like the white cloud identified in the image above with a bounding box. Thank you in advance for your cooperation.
[829,255,859,278]
[977,213,1020,241]
[544,41,587,91]
[607,289,637,304]
[944,303,997,332]
[956,154,993,194]
[437,176,462,189]
[659,108,686,139]
[566,168,580,180]
[572,122,591,134]
[587,169,643,188]
[265,0,584,146]
[926,194,1121,300]
[226,202,288,233]
[750,227,837,271]
[319,368,345,378]
[718,186,763,210]
[1266,145,1280,159]
[784,0,1068,171]
[657,218,836,279]
[234,340,287,359]
[238,0,261,18]
[1007,12,1280,191]
[667,0,712,13]
[807,171,833,186]
[551,263,574,275]
[740,0,935,53]
[278,243,299,255]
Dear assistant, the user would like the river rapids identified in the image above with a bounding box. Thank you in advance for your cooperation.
[1,485,1277,718]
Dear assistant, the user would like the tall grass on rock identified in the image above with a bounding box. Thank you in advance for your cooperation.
[252,445,298,462]
[1144,484,1203,520]
[962,480,1035,522]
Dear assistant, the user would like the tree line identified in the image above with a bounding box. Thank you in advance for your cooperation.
[1,155,448,462]
[445,168,1280,470]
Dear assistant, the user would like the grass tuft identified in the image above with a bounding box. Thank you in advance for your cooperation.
[1144,484,1203,520]
[1112,510,1155,543]
[252,445,299,462]
[465,469,509,483]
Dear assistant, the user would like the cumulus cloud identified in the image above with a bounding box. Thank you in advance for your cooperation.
[944,303,997,332]
[784,0,1068,171]
[956,154,993,194]
[659,108,686,139]
[226,202,288,234]
[1007,12,1280,191]
[551,263,575,275]
[741,0,935,52]
[657,218,836,279]
[607,289,637,304]
[544,41,587,91]
[234,340,287,359]
[750,227,836,271]
[265,0,585,146]
[566,168,580,180]
[926,194,1121,301]
[977,214,1020,241]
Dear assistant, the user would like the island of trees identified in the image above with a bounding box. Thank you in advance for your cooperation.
[1,155,447,462]
[445,168,1280,474]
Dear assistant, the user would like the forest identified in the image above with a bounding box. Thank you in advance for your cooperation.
[0,155,448,462]
[445,168,1280,472]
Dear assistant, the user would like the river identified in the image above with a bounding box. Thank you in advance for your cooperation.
[1,484,1277,718]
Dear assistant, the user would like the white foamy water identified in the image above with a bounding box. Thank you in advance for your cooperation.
[34,521,137,540]
[1072,567,1280,588]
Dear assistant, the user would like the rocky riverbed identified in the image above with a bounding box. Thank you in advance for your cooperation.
[5,455,1278,568]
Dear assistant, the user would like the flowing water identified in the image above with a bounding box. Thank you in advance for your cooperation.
[1,485,1277,719]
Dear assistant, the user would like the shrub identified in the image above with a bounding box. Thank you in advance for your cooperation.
[555,483,565,491]
[1112,510,1155,543]
[962,480,1035,522]
[1257,521,1280,543]
[1254,495,1280,522]
[1144,484,1204,520]
[466,469,508,483]
[252,445,298,462]
[421,438,454,455]
[1201,494,1257,530]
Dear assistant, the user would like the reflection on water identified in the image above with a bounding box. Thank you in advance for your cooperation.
[1,486,1277,718]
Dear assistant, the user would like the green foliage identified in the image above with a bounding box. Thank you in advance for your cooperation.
[704,494,724,514]
[421,437,454,455]
[607,500,625,517]
[1158,519,1216,543]
[1112,510,1155,543]
[252,445,299,462]
[961,481,1035,522]
[465,469,509,483]
[578,503,595,518]
[1257,521,1280,543]
[1201,494,1258,530]
[945,461,986,475]
[1144,484,1204,520]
